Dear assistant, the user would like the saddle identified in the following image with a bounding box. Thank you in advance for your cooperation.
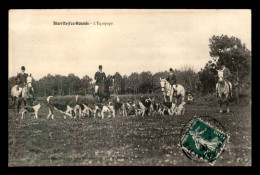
[16,84,24,90]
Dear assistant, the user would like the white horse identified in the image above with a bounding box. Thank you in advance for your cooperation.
[159,78,185,103]
[216,70,231,113]
[10,74,34,115]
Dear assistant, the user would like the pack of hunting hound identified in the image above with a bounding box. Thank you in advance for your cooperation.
[18,94,187,120]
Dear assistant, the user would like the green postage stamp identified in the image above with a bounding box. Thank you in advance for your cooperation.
[180,117,229,165]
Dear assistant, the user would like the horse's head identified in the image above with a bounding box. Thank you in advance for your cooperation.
[110,75,115,87]
[159,78,166,92]
[217,70,224,83]
[103,75,114,94]
[27,74,33,88]
[26,74,34,96]
[104,75,112,85]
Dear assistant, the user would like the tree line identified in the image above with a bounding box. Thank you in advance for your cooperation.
[8,67,199,97]
[8,35,251,101]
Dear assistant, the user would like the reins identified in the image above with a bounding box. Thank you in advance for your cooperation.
[161,80,174,94]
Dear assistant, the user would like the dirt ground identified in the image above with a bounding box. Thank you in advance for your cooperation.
[8,94,251,166]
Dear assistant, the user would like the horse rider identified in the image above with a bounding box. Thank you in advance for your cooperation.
[94,65,106,95]
[166,68,178,96]
[16,66,28,98]
[220,62,232,97]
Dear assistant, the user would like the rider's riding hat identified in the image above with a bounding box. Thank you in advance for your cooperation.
[99,65,102,69]
[21,66,25,70]
[169,68,173,72]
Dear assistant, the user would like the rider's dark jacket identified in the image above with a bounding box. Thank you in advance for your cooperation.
[223,67,232,82]
[16,72,28,86]
[166,73,177,85]
[94,71,106,85]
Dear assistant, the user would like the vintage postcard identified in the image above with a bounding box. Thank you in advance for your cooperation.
[8,9,251,166]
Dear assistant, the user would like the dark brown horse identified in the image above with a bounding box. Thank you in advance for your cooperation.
[93,75,114,103]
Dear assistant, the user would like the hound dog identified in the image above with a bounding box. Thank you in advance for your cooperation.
[47,96,75,120]
[81,104,93,117]
[121,102,128,116]
[119,100,135,116]
[74,103,93,118]
[158,103,165,115]
[111,96,124,115]
[94,102,115,119]
[102,102,116,119]
[122,101,132,116]
[176,102,186,115]
[187,93,194,104]
[73,95,93,118]
[115,102,131,116]
[160,102,178,116]
[18,103,41,119]
[134,100,146,117]
[139,96,152,116]
[93,104,102,118]
[150,98,161,116]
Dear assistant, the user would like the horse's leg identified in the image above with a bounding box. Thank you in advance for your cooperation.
[182,95,185,104]
[163,94,167,102]
[226,96,230,113]
[174,97,178,104]
[219,98,223,113]
[17,99,21,114]
[169,89,173,102]
[10,97,15,107]
[229,82,232,97]
[21,111,26,120]
[16,99,21,119]
[24,99,27,106]
[216,84,218,97]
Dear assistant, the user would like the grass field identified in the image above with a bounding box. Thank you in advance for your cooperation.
[8,94,251,166]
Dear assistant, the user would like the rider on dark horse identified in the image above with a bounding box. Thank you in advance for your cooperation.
[94,65,106,95]
[166,68,178,96]
[16,66,28,98]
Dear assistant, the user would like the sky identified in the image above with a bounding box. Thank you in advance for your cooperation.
[9,9,251,80]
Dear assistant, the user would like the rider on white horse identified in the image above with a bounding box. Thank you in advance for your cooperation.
[16,66,28,98]
[166,68,178,96]
[94,65,106,95]
[216,62,232,97]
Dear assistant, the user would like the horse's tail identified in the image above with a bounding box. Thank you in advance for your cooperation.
[10,96,17,108]
[47,96,53,104]
[76,95,79,104]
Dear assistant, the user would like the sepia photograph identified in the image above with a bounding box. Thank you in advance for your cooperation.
[8,9,251,166]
